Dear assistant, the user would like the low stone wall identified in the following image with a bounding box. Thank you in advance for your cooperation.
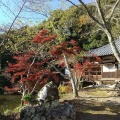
[20,102,76,120]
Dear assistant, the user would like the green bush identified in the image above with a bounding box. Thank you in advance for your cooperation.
[23,94,34,102]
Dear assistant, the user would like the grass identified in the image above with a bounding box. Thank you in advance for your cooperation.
[83,90,109,97]
[1,89,120,120]
[3,105,22,115]
[0,95,21,115]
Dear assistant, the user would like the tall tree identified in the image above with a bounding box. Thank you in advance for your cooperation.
[66,0,120,63]
[5,30,57,105]
[50,40,81,97]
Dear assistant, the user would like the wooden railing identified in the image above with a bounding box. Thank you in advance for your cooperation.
[102,70,120,78]
[83,69,120,81]
[102,72,115,78]
[84,71,101,81]
[117,69,120,78]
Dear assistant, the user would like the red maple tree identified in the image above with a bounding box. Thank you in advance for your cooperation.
[5,29,102,101]
[49,39,82,97]
[5,30,59,105]
[50,39,102,92]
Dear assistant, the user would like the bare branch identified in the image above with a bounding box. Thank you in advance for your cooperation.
[108,0,120,22]
[0,1,16,17]
[30,75,45,94]
[23,6,49,18]
[95,0,106,25]
[66,0,80,8]
[0,0,27,47]
[0,7,14,20]
[26,43,46,93]
[52,64,69,79]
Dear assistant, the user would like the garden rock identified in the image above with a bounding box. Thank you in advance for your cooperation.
[20,102,76,120]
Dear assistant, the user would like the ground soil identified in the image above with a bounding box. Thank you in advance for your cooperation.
[0,88,120,120]
[61,89,120,120]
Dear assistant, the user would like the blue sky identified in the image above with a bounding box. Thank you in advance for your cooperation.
[0,0,93,28]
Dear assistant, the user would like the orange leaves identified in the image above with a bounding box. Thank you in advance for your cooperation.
[73,56,101,77]
[19,77,27,83]
[32,35,44,43]
[39,29,47,36]
[50,40,79,59]
[73,59,91,77]
[7,52,54,90]
[50,46,64,59]
[90,53,102,63]
[14,71,26,76]
[73,46,81,52]
[95,56,102,63]
[78,14,91,27]
[74,62,82,69]
[32,30,57,43]
[4,86,20,93]
[13,53,31,61]
[59,62,65,68]
[59,42,69,47]
[8,54,34,73]
[39,78,49,86]
[69,39,78,46]
[51,73,59,84]
[73,62,83,76]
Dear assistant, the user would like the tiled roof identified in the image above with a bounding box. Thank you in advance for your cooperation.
[87,39,120,57]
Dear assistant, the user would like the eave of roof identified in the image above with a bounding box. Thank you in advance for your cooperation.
[87,39,120,57]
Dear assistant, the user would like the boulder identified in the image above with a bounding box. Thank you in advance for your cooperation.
[37,81,59,104]
[20,102,76,120]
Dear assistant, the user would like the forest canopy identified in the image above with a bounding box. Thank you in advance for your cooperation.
[0,0,120,69]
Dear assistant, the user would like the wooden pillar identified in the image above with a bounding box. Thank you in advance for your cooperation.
[101,64,103,80]
[115,63,118,79]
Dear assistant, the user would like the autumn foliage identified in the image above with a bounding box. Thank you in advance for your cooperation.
[50,40,81,59]
[73,59,101,77]
[5,30,58,95]
[32,30,56,43]
[79,14,91,27]
[6,54,50,92]
[5,29,102,99]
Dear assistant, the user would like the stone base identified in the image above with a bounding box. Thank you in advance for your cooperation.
[20,102,76,120]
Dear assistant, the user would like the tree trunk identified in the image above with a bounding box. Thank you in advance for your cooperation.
[63,53,78,97]
[104,28,120,63]
[66,0,120,63]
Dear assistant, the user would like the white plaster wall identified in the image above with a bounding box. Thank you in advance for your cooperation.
[103,64,116,72]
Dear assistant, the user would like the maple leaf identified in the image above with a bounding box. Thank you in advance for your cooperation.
[69,39,78,46]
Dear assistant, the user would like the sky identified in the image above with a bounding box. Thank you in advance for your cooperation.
[0,0,93,31]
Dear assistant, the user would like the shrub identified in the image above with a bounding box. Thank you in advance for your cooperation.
[58,85,71,94]
[23,94,34,102]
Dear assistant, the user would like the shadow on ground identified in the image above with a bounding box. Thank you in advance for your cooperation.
[76,112,120,120]
[67,98,120,120]
[0,113,19,120]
